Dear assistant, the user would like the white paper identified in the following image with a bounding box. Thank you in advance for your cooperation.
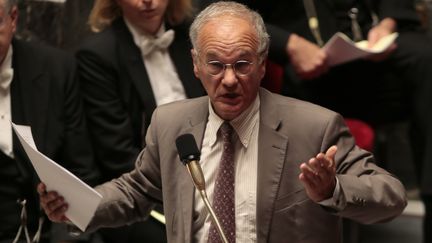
[12,123,102,232]
[323,32,399,66]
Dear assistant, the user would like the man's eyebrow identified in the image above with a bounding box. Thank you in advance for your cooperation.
[204,51,218,58]
[204,51,254,60]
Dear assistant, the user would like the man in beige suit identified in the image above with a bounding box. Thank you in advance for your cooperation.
[38,2,406,243]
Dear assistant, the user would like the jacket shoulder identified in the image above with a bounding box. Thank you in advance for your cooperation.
[78,26,117,55]
[13,39,75,73]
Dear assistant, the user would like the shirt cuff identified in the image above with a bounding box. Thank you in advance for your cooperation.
[318,177,344,210]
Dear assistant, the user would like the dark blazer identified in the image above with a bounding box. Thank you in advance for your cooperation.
[233,0,420,63]
[0,39,99,236]
[77,18,205,181]
[89,88,406,243]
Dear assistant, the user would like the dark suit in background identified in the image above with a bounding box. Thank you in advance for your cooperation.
[0,39,100,242]
[76,18,205,243]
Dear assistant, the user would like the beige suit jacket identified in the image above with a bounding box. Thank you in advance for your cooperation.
[90,88,406,243]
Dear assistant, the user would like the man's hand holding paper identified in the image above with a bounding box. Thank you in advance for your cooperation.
[11,123,102,232]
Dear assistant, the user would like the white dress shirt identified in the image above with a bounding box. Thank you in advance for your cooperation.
[125,19,187,106]
[193,96,260,243]
[191,95,342,243]
[0,45,14,158]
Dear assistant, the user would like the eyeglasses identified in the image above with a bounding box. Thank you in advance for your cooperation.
[205,60,254,76]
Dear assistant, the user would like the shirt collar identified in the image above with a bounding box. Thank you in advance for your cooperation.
[207,95,260,148]
[124,17,166,48]
[0,45,13,91]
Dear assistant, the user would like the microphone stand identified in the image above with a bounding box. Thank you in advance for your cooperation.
[176,134,229,243]
[186,161,229,243]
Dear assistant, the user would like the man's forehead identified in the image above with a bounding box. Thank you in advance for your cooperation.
[197,17,258,51]
[201,15,253,32]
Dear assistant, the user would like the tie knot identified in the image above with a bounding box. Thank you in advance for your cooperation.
[220,122,233,143]
[140,29,175,56]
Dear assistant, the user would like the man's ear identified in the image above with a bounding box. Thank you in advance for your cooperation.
[10,6,18,34]
[191,49,200,78]
[258,57,267,81]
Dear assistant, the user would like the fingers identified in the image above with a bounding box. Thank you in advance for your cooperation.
[324,145,337,167]
[43,193,69,222]
[298,146,338,202]
[38,182,68,222]
[287,34,329,80]
[37,182,47,196]
[300,156,332,185]
[298,51,329,80]
[299,161,321,186]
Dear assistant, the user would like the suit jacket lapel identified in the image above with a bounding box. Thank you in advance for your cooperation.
[168,23,203,98]
[114,19,157,114]
[256,89,289,243]
[174,92,290,242]
[177,99,209,242]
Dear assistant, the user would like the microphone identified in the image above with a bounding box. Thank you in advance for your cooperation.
[175,134,228,243]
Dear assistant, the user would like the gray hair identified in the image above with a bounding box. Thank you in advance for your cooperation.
[2,0,18,12]
[189,1,269,60]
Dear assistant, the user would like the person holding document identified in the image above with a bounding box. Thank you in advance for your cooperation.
[0,0,100,242]
[39,2,407,242]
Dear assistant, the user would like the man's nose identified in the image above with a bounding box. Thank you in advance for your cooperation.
[221,66,238,87]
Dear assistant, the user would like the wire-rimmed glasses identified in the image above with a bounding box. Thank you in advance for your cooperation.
[204,60,254,76]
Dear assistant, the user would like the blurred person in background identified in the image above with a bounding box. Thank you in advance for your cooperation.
[0,0,100,242]
[76,0,205,242]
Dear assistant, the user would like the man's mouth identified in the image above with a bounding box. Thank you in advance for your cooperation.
[223,93,239,99]
[219,93,241,104]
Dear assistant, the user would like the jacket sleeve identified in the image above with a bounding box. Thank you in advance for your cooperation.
[376,0,420,25]
[87,107,164,231]
[323,113,407,224]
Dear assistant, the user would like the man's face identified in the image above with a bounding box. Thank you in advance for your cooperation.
[0,3,17,65]
[116,0,169,34]
[192,16,265,121]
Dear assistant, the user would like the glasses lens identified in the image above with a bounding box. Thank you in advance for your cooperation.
[234,61,252,75]
[206,61,224,76]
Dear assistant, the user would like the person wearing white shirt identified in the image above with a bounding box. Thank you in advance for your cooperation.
[76,0,205,242]
[0,0,100,242]
[39,2,407,243]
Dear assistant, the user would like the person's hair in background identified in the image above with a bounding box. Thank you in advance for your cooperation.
[88,0,194,32]
[189,1,269,62]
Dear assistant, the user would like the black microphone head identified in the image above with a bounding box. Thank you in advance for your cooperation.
[176,134,201,165]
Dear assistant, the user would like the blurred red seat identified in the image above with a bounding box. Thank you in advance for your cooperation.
[262,60,375,151]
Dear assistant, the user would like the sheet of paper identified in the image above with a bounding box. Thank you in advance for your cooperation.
[12,123,102,232]
[323,32,398,66]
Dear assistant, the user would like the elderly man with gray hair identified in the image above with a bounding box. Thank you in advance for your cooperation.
[38,2,406,243]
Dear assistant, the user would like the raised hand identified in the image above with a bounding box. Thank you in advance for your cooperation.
[299,146,337,202]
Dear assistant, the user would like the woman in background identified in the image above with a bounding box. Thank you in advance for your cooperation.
[77,0,205,242]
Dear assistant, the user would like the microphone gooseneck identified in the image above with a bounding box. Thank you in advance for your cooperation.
[175,134,229,243]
